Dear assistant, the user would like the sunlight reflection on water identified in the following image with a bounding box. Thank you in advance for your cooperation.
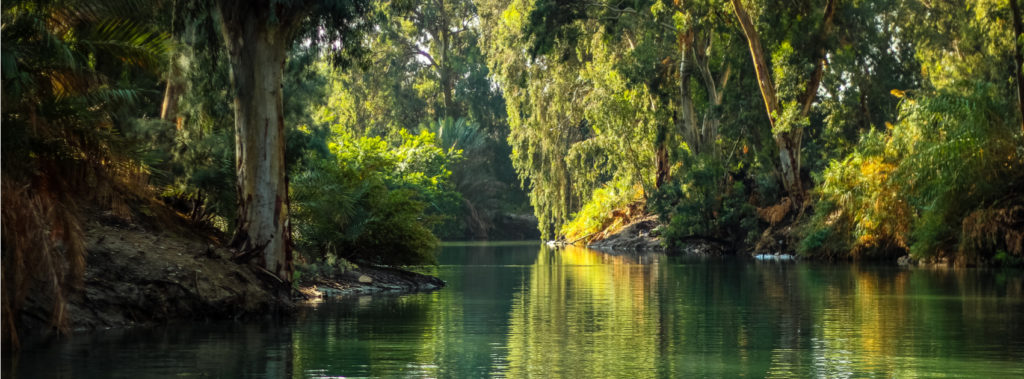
[6,242,1024,378]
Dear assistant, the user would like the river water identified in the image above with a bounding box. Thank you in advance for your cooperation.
[7,242,1024,378]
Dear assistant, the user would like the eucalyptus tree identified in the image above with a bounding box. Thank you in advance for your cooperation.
[573,0,744,189]
[313,0,515,239]
[398,0,479,119]
[479,0,746,237]
[478,0,593,238]
[176,0,373,285]
[729,0,837,205]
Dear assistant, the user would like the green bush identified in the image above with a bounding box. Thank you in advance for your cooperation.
[559,178,641,243]
[291,129,462,266]
[652,151,758,251]
[801,83,1023,260]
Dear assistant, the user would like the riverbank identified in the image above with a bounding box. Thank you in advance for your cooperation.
[578,214,1013,267]
[9,213,445,348]
[579,216,729,257]
[296,265,445,301]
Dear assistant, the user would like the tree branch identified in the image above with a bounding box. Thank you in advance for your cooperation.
[586,2,676,32]
[730,0,779,126]
[798,0,837,117]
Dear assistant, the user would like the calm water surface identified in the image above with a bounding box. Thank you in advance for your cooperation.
[7,242,1024,378]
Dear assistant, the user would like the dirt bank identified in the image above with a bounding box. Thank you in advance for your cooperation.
[585,216,728,256]
[297,265,446,301]
[13,219,284,345]
[12,214,444,347]
[586,217,664,252]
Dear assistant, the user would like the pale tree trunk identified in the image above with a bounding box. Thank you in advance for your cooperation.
[440,0,455,118]
[218,3,296,284]
[1010,0,1024,132]
[731,0,798,198]
[730,0,780,121]
[730,0,835,203]
[694,37,730,159]
[669,32,730,188]
[678,39,700,154]
[160,54,184,126]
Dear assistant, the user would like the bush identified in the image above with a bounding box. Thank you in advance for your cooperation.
[652,151,758,251]
[291,129,462,266]
[559,179,643,243]
[799,130,910,259]
[801,83,1023,261]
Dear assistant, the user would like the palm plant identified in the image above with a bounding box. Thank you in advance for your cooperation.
[426,117,507,239]
[2,0,168,346]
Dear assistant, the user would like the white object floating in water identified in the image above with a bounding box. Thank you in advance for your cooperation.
[754,254,797,261]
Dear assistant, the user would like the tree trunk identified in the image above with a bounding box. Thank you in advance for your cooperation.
[775,132,802,199]
[730,0,780,125]
[160,54,184,126]
[655,139,670,188]
[695,38,728,158]
[731,0,802,198]
[678,42,700,154]
[438,0,457,118]
[1010,0,1024,132]
[218,5,293,284]
[730,0,834,203]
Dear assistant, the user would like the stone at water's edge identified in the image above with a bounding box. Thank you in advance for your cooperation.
[587,218,664,252]
[297,265,447,301]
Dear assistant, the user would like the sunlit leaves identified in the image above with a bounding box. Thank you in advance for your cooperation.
[292,128,459,265]
[803,83,1023,259]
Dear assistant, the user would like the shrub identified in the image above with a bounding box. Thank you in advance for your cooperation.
[560,179,643,244]
[652,151,758,251]
[801,83,1023,261]
[291,129,461,266]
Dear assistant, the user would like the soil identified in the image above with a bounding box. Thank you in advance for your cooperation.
[587,217,665,252]
[296,266,446,301]
[585,216,729,256]
[13,211,445,347]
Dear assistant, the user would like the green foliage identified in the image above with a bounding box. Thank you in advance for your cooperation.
[2,0,169,344]
[894,85,1022,258]
[802,84,1023,260]
[652,150,759,251]
[313,0,527,239]
[291,129,462,266]
[904,0,1017,90]
[560,179,642,243]
[482,0,684,239]
[799,129,908,259]
[425,117,508,239]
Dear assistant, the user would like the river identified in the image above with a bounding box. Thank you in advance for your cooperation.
[7,242,1024,377]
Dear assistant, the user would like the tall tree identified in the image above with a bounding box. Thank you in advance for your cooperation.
[479,0,595,238]
[315,0,518,240]
[1010,0,1024,131]
[730,0,836,204]
[207,0,372,285]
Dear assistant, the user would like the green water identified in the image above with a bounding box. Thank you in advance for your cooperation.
[8,243,1024,378]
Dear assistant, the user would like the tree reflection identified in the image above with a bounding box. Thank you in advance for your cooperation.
[504,245,661,377]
